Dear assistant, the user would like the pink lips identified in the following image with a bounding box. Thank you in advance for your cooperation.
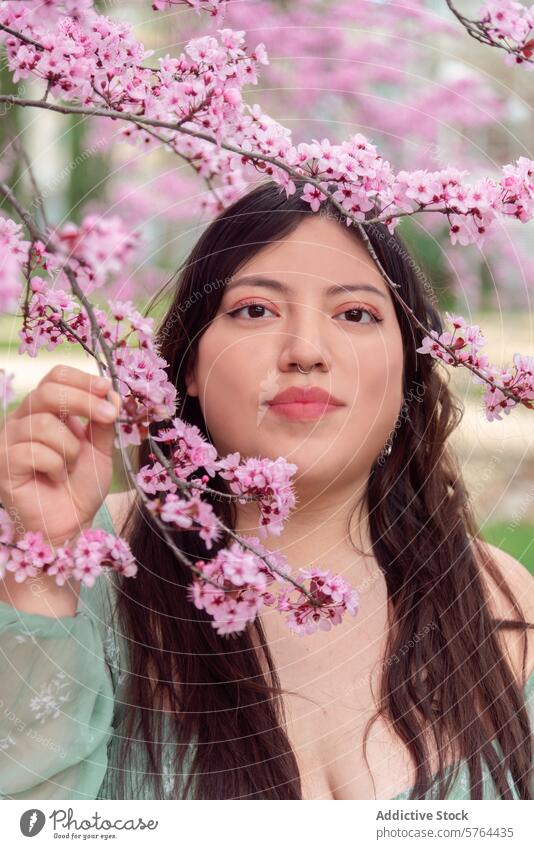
[267,386,345,422]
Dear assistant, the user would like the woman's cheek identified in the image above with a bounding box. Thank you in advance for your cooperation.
[356,359,403,436]
[197,356,256,454]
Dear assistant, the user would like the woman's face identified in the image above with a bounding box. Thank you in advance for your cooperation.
[185,215,404,496]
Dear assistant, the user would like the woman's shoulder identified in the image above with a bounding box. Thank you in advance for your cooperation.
[474,540,534,688]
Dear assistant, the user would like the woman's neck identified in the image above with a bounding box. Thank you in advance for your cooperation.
[233,480,377,588]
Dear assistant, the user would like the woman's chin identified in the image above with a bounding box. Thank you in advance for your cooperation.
[287,458,351,492]
[249,435,341,468]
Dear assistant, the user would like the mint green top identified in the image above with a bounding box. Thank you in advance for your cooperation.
[0,501,533,800]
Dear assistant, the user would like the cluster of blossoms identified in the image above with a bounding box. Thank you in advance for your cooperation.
[187,536,287,635]
[417,312,534,420]
[139,442,297,540]
[216,452,298,537]
[277,567,360,636]
[49,215,139,294]
[152,0,227,18]
[1,3,534,241]
[188,538,359,636]
[0,215,30,313]
[0,2,268,145]
[1,0,534,634]
[0,211,138,316]
[149,492,223,551]
[478,0,534,65]
[246,139,534,246]
[135,428,359,634]
[19,280,177,444]
[0,510,137,588]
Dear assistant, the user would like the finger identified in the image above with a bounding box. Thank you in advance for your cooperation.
[10,441,69,485]
[64,414,86,440]
[7,414,81,469]
[37,364,112,396]
[13,366,112,421]
[84,389,121,457]
[15,383,119,424]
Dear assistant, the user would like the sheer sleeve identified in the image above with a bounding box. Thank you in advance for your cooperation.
[0,503,119,800]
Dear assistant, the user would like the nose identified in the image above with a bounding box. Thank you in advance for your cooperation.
[278,308,330,375]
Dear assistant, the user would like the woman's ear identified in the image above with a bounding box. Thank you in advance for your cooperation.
[184,359,199,397]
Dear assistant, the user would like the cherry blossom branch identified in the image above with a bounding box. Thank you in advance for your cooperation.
[0,21,44,51]
[445,0,534,66]
[0,0,531,629]
[147,439,312,597]
[2,86,533,417]
[47,309,103,362]
[0,182,220,588]
[0,178,323,606]
[0,92,476,226]
[355,222,533,413]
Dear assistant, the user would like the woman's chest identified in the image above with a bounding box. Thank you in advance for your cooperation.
[258,610,424,800]
[278,669,417,800]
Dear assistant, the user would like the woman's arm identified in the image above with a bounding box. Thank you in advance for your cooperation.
[0,594,115,799]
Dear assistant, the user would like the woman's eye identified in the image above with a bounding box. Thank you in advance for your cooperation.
[226,302,382,324]
[227,301,277,319]
[336,307,381,325]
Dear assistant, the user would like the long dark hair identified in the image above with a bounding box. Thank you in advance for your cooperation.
[108,179,533,800]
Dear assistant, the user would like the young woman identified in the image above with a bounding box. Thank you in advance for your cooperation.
[0,179,533,801]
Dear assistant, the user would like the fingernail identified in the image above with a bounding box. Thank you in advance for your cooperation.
[97,401,117,420]
[95,376,112,391]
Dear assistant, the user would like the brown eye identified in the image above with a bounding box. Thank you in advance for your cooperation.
[227,301,277,319]
[336,308,381,325]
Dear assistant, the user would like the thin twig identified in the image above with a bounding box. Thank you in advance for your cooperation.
[12,137,50,231]
[0,22,45,51]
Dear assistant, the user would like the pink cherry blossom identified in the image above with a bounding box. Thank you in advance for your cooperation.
[187,539,276,635]
[137,461,177,495]
[0,513,137,587]
[0,215,30,313]
[150,492,221,550]
[154,417,220,478]
[2,0,534,635]
[216,453,298,536]
[276,567,360,636]
[52,215,140,293]
[4,531,54,583]
[45,546,76,587]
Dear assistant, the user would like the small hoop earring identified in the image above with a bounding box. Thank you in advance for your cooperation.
[378,442,393,464]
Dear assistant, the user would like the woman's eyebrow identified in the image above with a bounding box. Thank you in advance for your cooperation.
[225,275,387,300]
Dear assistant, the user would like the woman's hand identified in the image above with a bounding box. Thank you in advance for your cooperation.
[0,364,120,547]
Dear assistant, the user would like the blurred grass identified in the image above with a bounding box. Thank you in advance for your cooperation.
[481,523,534,575]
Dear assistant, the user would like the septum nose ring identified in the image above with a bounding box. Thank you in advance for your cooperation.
[297,364,313,374]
